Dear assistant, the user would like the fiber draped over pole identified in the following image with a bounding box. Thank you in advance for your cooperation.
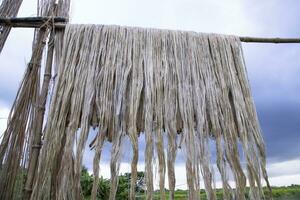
[31,24,271,200]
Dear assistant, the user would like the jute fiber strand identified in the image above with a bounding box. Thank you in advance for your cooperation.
[32,24,271,200]
[0,0,70,199]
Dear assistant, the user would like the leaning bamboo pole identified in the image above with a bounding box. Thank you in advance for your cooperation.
[23,28,55,200]
[0,26,49,199]
[1,17,300,43]
[0,0,24,52]
[0,1,71,199]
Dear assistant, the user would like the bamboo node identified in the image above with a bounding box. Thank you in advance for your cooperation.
[23,187,33,192]
[31,144,42,149]
[44,73,51,77]
[28,62,41,70]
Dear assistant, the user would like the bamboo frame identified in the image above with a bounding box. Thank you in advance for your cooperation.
[1,17,300,43]
[0,17,66,28]
[239,37,300,43]
[23,28,55,199]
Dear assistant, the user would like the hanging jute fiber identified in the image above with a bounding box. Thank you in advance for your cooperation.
[0,21,272,199]
[27,24,272,200]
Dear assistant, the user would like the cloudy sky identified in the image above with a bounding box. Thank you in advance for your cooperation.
[0,0,299,189]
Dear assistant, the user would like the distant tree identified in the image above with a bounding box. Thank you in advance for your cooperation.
[80,167,300,200]
[97,177,110,199]
[80,166,147,199]
[80,166,93,197]
[116,175,130,200]
[124,171,145,193]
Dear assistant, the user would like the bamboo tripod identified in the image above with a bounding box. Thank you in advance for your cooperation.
[1,17,300,43]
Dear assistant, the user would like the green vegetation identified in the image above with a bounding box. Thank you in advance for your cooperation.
[270,185,300,200]
[81,167,300,199]
[81,167,146,200]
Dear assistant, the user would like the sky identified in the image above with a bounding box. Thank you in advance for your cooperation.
[0,0,299,189]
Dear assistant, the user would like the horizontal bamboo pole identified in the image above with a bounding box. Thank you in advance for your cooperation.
[239,36,300,43]
[1,17,300,43]
[0,17,66,28]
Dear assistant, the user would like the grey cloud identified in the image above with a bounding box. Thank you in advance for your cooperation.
[256,103,300,162]
[242,43,300,164]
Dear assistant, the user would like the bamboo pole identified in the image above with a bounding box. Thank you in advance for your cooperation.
[0,0,23,53]
[0,26,49,200]
[22,28,55,199]
[1,17,300,43]
[0,17,66,28]
[239,36,300,43]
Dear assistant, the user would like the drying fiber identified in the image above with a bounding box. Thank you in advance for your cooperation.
[30,24,271,200]
[0,0,70,199]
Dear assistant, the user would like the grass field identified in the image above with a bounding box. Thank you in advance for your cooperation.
[135,185,300,200]
[86,185,300,199]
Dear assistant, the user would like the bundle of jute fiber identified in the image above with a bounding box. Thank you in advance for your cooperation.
[0,0,71,199]
[31,24,271,200]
